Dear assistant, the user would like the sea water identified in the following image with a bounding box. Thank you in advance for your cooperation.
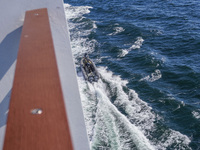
[64,0,200,149]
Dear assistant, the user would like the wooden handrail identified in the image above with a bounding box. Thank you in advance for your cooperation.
[3,8,74,150]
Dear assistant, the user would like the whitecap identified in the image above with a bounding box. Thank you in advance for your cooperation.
[118,37,144,57]
[140,69,162,82]
[130,37,144,49]
[108,26,125,35]
[192,110,200,120]
[118,49,129,57]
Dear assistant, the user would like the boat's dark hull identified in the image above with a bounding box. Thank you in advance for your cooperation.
[80,58,99,83]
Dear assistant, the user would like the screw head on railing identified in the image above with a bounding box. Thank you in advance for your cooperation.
[31,108,43,115]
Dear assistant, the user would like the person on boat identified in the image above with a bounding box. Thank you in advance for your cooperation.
[84,53,89,59]
[83,53,94,73]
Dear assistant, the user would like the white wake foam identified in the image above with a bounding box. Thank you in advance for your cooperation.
[64,4,92,20]
[78,71,155,150]
[96,67,191,150]
[64,4,97,64]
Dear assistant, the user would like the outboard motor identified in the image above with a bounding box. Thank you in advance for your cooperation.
[88,76,94,83]
[94,75,99,82]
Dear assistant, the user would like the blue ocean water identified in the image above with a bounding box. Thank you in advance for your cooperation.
[64,0,200,149]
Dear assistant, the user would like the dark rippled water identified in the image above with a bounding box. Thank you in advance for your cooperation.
[64,0,200,149]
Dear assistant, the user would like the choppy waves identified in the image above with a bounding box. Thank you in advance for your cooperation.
[64,3,192,150]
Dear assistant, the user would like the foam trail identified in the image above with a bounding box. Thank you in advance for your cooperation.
[64,4,92,20]
[78,76,155,149]
[96,67,191,150]
[92,80,155,150]
[64,3,97,64]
